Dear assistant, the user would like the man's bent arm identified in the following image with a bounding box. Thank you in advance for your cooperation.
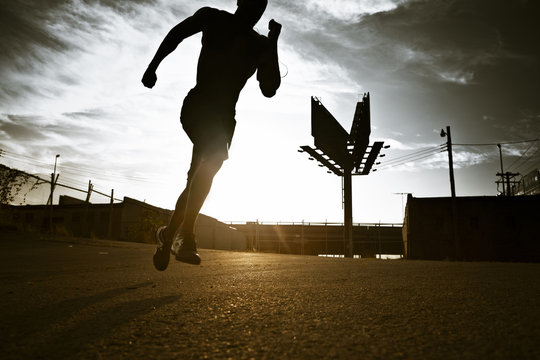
[142,8,209,88]
[257,20,282,98]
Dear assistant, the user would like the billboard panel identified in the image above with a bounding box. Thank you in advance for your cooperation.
[350,93,371,169]
[311,97,350,168]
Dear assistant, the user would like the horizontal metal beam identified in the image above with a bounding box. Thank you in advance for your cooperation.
[361,141,384,175]
[300,146,343,176]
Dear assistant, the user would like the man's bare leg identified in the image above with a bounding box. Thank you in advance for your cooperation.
[168,155,222,265]
[153,185,190,271]
[163,187,190,244]
[161,148,201,244]
[180,156,223,237]
[162,153,222,241]
[154,155,222,268]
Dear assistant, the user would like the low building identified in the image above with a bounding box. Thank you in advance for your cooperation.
[403,195,540,262]
[516,169,540,196]
[0,196,246,251]
[234,222,403,257]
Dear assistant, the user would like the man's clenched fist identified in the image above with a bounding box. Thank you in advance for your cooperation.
[141,68,157,89]
[268,19,282,41]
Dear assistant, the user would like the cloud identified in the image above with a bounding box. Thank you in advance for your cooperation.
[283,0,538,92]
[304,0,406,22]
[452,150,490,168]
[0,115,45,142]
[383,149,489,172]
[2,0,538,217]
[490,112,540,140]
[382,139,439,151]
[0,0,186,112]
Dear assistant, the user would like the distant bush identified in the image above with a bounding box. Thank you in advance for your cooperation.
[0,164,39,205]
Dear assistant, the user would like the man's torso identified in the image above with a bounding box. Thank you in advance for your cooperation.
[194,8,268,107]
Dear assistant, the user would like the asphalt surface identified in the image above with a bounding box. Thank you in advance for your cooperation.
[0,233,539,359]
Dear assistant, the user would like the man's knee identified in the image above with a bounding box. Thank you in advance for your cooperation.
[203,155,224,173]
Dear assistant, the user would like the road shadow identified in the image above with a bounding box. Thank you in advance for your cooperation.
[1,282,181,358]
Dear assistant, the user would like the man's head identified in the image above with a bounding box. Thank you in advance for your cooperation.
[235,0,268,27]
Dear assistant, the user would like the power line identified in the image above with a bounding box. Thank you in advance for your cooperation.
[517,148,540,175]
[378,150,444,171]
[454,138,539,146]
[522,161,540,175]
[379,150,443,169]
[381,145,443,165]
[507,141,539,171]
[2,166,124,202]
[1,148,156,184]
[378,145,443,168]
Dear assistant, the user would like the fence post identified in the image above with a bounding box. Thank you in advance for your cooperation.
[325,220,328,256]
[301,220,305,255]
[378,221,382,259]
[107,189,114,239]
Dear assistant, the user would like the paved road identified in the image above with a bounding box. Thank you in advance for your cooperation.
[0,234,539,359]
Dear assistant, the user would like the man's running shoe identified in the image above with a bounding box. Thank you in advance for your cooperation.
[153,226,172,271]
[172,235,201,265]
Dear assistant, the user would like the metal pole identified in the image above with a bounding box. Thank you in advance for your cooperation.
[446,127,460,258]
[441,127,459,258]
[301,220,305,255]
[325,220,328,256]
[505,173,511,196]
[378,221,381,259]
[343,169,353,258]
[53,154,59,179]
[446,126,456,198]
[49,173,54,234]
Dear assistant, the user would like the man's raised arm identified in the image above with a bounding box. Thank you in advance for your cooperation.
[141,8,209,89]
[257,19,282,98]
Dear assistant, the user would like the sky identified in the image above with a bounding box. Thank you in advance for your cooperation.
[1,0,539,224]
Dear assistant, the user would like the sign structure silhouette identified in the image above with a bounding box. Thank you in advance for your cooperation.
[299,94,387,257]
[300,93,384,176]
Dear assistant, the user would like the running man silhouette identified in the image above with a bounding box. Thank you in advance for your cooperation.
[142,0,281,269]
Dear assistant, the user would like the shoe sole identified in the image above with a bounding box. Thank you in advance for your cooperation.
[175,251,201,265]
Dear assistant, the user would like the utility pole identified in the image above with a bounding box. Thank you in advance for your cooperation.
[440,126,456,197]
[85,180,93,203]
[497,144,506,195]
[84,180,93,236]
[48,154,60,234]
[440,127,459,258]
[496,172,520,196]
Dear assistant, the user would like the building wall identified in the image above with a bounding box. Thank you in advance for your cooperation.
[0,196,246,251]
[403,195,540,262]
[516,169,540,196]
[196,216,247,251]
[234,222,403,257]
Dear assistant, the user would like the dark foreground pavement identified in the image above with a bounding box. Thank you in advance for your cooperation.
[0,234,539,359]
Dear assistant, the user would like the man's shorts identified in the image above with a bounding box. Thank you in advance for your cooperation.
[180,88,236,161]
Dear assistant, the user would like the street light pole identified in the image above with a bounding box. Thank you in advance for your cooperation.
[53,154,59,179]
[440,126,456,198]
[440,127,459,258]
